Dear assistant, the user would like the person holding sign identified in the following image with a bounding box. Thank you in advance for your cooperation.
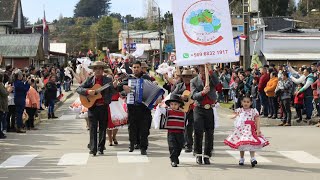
[191,64,219,165]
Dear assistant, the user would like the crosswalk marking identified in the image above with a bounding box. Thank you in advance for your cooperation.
[0,155,38,168]
[226,150,271,163]
[179,152,195,163]
[58,115,77,121]
[57,153,89,166]
[278,151,320,164]
[117,152,149,163]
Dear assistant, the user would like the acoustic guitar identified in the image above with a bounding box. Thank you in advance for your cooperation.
[181,90,194,113]
[80,74,127,108]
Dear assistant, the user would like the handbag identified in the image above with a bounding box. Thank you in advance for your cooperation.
[22,110,29,124]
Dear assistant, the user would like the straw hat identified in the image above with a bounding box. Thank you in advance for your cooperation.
[141,62,149,68]
[179,69,196,77]
[88,61,109,69]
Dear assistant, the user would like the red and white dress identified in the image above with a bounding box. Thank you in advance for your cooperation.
[69,97,88,118]
[108,93,128,129]
[224,108,269,151]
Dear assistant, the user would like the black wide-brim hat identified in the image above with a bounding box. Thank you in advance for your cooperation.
[165,94,184,107]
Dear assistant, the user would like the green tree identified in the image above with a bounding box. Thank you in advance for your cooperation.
[74,0,111,18]
[260,0,290,16]
[23,16,31,26]
[110,13,122,22]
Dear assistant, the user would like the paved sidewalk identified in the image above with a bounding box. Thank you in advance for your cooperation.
[35,83,79,125]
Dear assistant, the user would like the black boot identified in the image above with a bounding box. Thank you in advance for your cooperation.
[196,156,202,165]
[51,113,58,119]
[48,113,51,119]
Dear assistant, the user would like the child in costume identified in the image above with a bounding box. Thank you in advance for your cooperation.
[224,94,269,167]
[158,94,186,167]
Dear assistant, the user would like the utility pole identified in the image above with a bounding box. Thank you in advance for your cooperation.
[126,17,130,54]
[158,7,163,64]
[243,0,250,69]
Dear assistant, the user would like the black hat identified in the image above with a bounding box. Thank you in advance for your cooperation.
[270,63,276,67]
[165,94,184,107]
[263,64,269,68]
[312,62,317,66]
[245,68,252,72]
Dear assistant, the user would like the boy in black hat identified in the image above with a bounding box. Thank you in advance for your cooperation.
[159,94,186,167]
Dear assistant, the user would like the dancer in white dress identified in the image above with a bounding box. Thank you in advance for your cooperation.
[224,95,269,167]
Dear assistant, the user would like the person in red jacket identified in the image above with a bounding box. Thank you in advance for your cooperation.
[258,66,270,117]
[294,84,305,123]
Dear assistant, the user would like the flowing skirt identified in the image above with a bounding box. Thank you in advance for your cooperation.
[108,98,128,129]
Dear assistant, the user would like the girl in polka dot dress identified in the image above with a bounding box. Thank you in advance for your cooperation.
[224,94,269,167]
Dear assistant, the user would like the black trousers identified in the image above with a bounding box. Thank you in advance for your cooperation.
[88,105,108,153]
[184,110,194,149]
[295,104,303,120]
[268,97,278,117]
[6,105,16,130]
[281,98,291,124]
[167,132,184,163]
[128,105,150,150]
[25,107,37,128]
[136,110,152,146]
[193,106,214,157]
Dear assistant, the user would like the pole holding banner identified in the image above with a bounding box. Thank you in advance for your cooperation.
[172,0,238,66]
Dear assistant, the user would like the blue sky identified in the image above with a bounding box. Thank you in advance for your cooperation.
[22,0,172,23]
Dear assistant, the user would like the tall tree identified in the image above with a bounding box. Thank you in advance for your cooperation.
[74,0,111,18]
[23,16,31,26]
[260,0,290,16]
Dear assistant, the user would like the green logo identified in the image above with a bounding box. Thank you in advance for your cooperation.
[183,53,190,58]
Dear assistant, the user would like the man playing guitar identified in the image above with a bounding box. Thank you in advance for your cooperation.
[76,61,118,156]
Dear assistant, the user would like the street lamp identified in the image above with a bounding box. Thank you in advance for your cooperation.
[152,0,163,64]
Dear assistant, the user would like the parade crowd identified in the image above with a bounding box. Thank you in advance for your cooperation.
[1,57,320,168]
[0,64,73,138]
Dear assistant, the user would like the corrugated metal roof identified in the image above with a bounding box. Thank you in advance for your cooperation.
[0,0,18,22]
[0,34,42,57]
[264,52,320,61]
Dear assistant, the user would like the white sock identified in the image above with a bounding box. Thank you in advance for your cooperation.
[239,158,245,162]
[251,157,256,161]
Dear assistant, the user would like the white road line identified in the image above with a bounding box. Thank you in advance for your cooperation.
[57,153,89,166]
[278,151,320,164]
[0,155,38,168]
[179,152,195,163]
[226,150,271,163]
[117,152,149,163]
[58,115,77,121]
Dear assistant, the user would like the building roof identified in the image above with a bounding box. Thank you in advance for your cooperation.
[0,0,19,23]
[263,17,294,31]
[0,34,43,58]
[264,52,320,61]
[121,30,162,39]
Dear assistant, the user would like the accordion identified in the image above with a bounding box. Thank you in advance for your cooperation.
[160,109,186,130]
[127,78,165,110]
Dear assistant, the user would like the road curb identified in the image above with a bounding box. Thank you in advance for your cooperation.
[34,91,75,126]
[219,106,319,127]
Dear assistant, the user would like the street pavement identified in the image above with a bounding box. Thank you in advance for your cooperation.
[1,93,320,180]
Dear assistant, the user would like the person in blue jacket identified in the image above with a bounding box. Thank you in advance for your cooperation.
[13,70,30,133]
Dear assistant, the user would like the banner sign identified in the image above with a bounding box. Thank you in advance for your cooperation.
[172,0,238,66]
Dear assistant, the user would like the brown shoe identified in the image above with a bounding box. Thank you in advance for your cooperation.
[284,123,291,126]
[16,128,26,133]
[278,123,285,126]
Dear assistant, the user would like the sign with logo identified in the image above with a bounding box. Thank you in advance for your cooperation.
[169,53,176,62]
[172,0,238,66]
[124,43,137,50]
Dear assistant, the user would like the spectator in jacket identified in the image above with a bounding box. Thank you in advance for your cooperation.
[277,72,293,126]
[299,68,315,122]
[258,67,270,117]
[5,78,15,132]
[235,72,246,108]
[13,71,30,133]
[25,79,40,130]
[295,84,305,123]
[0,73,11,139]
[264,72,279,119]
[311,73,320,117]
[251,78,260,113]
[220,69,231,103]
[45,75,58,119]
[244,68,253,94]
